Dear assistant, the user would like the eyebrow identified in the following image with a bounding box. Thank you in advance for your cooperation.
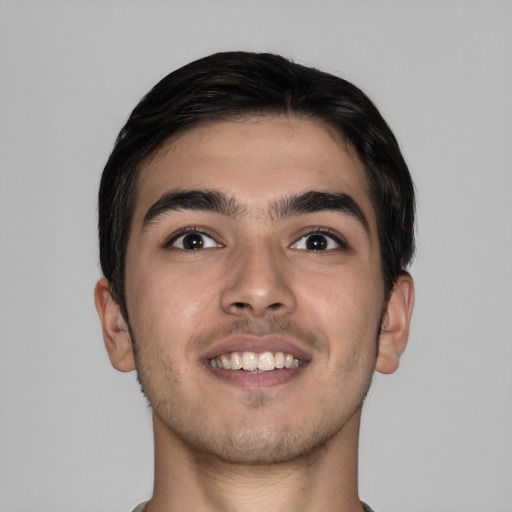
[272,191,370,233]
[142,189,370,234]
[142,190,242,228]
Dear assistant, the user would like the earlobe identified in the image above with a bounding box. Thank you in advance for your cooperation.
[375,272,415,375]
[94,278,136,373]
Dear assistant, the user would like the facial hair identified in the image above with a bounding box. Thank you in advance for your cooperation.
[130,314,380,466]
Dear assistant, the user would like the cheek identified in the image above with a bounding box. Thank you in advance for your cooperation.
[298,265,383,344]
[128,263,222,341]
[127,270,209,401]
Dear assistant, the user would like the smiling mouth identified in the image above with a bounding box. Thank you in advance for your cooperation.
[209,351,305,372]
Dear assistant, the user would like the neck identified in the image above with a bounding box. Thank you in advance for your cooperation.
[146,411,364,512]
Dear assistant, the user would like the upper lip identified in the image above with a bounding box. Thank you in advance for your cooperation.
[200,335,313,362]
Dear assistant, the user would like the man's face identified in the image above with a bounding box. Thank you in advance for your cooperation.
[123,116,386,464]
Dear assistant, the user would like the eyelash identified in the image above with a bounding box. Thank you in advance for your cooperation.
[292,228,349,251]
[163,227,348,252]
[164,227,222,251]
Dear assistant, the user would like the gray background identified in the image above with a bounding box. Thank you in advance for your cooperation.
[1,1,511,511]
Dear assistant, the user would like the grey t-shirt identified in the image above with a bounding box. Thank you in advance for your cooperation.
[132,501,376,511]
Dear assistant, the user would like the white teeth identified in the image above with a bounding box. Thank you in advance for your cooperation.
[258,352,275,371]
[230,352,242,370]
[220,354,231,370]
[284,354,294,368]
[210,351,303,372]
[242,351,258,371]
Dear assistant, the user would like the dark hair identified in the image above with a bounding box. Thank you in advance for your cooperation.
[99,51,415,320]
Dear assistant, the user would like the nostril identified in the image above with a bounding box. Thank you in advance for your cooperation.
[230,301,283,312]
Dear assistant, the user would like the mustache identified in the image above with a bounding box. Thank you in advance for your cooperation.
[189,316,323,354]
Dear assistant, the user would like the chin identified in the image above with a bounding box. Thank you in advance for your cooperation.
[168,412,354,466]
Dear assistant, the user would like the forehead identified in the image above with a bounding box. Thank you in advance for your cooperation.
[134,115,374,224]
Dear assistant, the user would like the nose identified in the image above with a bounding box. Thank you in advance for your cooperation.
[220,242,297,318]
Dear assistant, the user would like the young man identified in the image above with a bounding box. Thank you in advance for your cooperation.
[95,52,415,512]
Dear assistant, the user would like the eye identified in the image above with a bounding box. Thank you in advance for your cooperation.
[292,231,346,251]
[169,230,221,250]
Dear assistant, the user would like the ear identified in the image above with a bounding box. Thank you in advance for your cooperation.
[94,277,136,372]
[375,272,415,375]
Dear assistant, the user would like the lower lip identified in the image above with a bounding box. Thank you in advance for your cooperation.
[203,363,306,389]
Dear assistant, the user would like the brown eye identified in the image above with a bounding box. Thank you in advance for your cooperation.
[182,233,204,250]
[305,234,329,250]
[292,231,345,251]
[171,231,221,250]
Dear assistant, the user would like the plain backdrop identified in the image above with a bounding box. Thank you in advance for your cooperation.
[1,1,511,511]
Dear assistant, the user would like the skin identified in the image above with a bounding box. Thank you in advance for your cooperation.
[96,115,414,512]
